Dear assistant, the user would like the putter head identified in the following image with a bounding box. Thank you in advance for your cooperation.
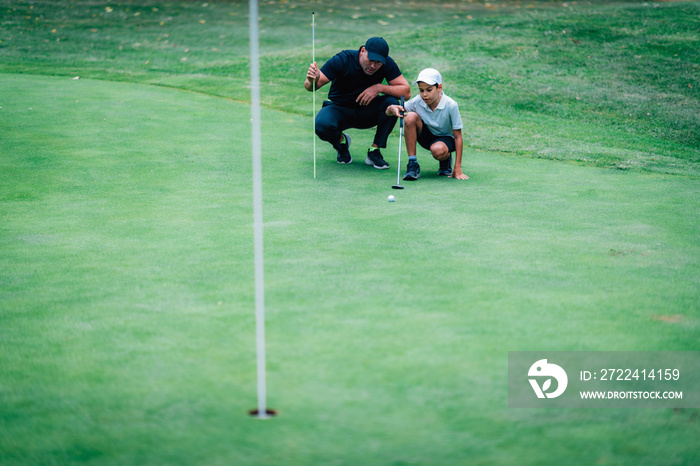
[392,185,404,190]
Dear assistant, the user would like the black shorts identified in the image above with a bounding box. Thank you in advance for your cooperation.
[417,127,456,153]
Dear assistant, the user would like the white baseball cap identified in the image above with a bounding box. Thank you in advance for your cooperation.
[413,68,442,85]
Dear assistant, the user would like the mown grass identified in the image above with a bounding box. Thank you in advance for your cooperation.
[3,71,699,465]
[2,0,698,173]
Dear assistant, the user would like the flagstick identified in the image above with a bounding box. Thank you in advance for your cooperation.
[248,0,270,420]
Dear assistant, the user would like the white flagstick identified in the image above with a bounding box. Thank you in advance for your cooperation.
[312,12,316,179]
[249,0,271,419]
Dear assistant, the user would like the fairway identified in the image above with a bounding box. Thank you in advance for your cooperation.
[1,0,699,464]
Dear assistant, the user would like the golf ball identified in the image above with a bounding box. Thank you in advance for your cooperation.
[388,195,395,202]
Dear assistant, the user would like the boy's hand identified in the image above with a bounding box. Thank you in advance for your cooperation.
[386,104,405,117]
[450,168,469,180]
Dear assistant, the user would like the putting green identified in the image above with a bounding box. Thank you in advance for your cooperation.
[1,74,698,465]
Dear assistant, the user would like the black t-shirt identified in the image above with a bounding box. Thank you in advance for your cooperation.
[320,48,402,107]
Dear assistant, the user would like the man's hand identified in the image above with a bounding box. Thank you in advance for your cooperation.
[305,62,319,89]
[356,84,382,106]
[305,62,329,92]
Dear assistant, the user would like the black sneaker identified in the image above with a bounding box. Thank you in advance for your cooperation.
[403,160,421,180]
[337,133,352,164]
[365,148,389,169]
[438,155,453,176]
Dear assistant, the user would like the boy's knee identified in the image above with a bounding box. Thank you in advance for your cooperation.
[431,143,450,160]
[404,112,420,127]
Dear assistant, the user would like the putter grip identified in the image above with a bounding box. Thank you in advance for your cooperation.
[399,96,404,128]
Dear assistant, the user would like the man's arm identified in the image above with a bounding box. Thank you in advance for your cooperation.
[304,62,330,91]
[356,74,411,106]
[450,129,469,180]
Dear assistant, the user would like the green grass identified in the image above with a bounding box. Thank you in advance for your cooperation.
[2,0,699,173]
[1,1,700,465]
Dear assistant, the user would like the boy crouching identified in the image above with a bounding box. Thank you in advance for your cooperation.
[386,68,469,180]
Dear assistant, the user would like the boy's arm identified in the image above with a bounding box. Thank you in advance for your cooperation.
[386,95,415,117]
[450,129,469,180]
[385,104,404,117]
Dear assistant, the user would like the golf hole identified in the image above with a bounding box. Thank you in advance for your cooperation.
[248,408,278,418]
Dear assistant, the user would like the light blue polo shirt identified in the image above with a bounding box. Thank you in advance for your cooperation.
[404,93,463,137]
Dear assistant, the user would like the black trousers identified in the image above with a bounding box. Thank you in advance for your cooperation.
[315,96,399,151]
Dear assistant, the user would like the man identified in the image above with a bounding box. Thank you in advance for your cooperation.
[304,37,411,168]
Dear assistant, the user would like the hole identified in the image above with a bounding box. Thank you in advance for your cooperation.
[248,408,278,418]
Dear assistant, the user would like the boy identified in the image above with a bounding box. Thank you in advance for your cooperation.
[386,68,468,180]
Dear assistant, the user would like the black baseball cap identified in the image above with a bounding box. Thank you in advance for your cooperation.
[364,37,389,64]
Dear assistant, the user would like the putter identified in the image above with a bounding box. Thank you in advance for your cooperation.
[392,95,405,189]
